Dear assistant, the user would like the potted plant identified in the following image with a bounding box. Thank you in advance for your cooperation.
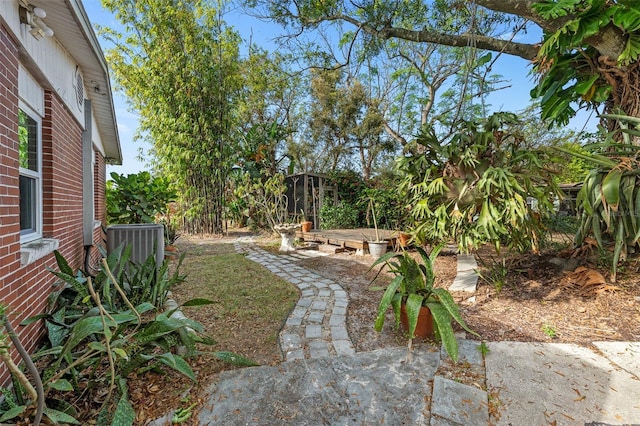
[366,197,388,258]
[162,219,181,257]
[300,210,313,233]
[370,243,476,362]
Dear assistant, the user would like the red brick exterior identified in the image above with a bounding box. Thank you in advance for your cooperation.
[0,24,21,288]
[0,23,109,386]
[42,92,84,265]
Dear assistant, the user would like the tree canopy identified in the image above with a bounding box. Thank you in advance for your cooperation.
[101,0,242,234]
[248,0,640,124]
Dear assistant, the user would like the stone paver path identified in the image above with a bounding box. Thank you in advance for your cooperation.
[234,242,354,360]
[181,239,640,425]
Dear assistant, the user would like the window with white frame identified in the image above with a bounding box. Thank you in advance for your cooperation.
[18,105,42,242]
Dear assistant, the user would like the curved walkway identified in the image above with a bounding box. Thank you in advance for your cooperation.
[190,241,640,425]
[234,241,355,360]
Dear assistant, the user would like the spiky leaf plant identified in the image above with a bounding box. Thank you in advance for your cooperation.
[370,243,477,362]
[557,113,640,282]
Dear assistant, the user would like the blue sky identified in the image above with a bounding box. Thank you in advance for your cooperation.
[83,1,598,176]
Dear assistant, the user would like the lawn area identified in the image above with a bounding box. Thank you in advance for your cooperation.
[176,242,299,364]
[129,239,299,423]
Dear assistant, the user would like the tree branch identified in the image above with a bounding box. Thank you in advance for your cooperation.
[317,13,539,60]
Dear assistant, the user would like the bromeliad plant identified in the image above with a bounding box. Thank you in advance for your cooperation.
[557,113,640,282]
[370,244,476,362]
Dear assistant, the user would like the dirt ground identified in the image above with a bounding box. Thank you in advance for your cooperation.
[299,246,640,347]
[133,232,640,424]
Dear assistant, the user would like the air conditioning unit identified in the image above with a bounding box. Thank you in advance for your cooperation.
[106,224,164,268]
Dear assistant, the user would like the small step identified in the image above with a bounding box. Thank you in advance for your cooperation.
[297,242,319,250]
[318,244,346,254]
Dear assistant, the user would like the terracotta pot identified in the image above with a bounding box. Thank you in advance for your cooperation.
[398,232,411,248]
[164,245,179,259]
[301,221,313,232]
[400,303,434,339]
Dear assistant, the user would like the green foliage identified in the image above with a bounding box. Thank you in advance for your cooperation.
[561,113,640,281]
[235,172,289,230]
[476,256,509,293]
[532,0,640,124]
[17,110,30,169]
[106,171,176,224]
[20,248,254,424]
[553,142,592,184]
[364,185,409,230]
[239,122,292,179]
[370,245,476,362]
[477,341,490,357]
[541,322,558,339]
[398,112,561,253]
[327,170,367,207]
[100,0,243,234]
[319,201,359,229]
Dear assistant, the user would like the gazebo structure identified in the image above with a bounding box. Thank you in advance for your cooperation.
[285,173,338,230]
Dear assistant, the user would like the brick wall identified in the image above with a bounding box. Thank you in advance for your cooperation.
[42,92,84,265]
[0,24,21,294]
[0,23,101,387]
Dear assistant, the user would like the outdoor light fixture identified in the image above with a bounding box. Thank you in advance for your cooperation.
[18,1,54,40]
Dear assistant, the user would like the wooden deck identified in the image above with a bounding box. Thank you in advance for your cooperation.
[296,228,398,250]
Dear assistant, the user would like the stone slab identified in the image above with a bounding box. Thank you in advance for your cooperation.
[449,271,478,292]
[333,339,355,355]
[592,341,640,379]
[484,341,640,425]
[308,340,330,358]
[430,376,488,425]
[198,347,439,425]
[456,254,477,272]
[305,325,322,339]
[440,338,484,367]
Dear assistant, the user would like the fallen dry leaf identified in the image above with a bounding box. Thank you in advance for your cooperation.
[561,266,620,296]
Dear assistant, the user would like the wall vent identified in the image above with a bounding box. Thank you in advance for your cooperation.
[73,66,84,110]
[106,224,164,268]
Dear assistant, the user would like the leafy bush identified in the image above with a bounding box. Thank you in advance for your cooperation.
[319,201,359,229]
[327,170,367,207]
[398,112,561,253]
[106,171,176,224]
[7,248,255,425]
[363,186,408,230]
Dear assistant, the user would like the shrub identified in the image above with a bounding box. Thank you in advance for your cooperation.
[5,248,255,425]
[319,201,359,229]
[106,171,176,224]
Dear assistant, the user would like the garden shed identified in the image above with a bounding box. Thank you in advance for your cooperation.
[558,182,583,216]
[285,173,337,229]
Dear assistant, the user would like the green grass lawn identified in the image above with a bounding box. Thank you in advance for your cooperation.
[172,242,299,364]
